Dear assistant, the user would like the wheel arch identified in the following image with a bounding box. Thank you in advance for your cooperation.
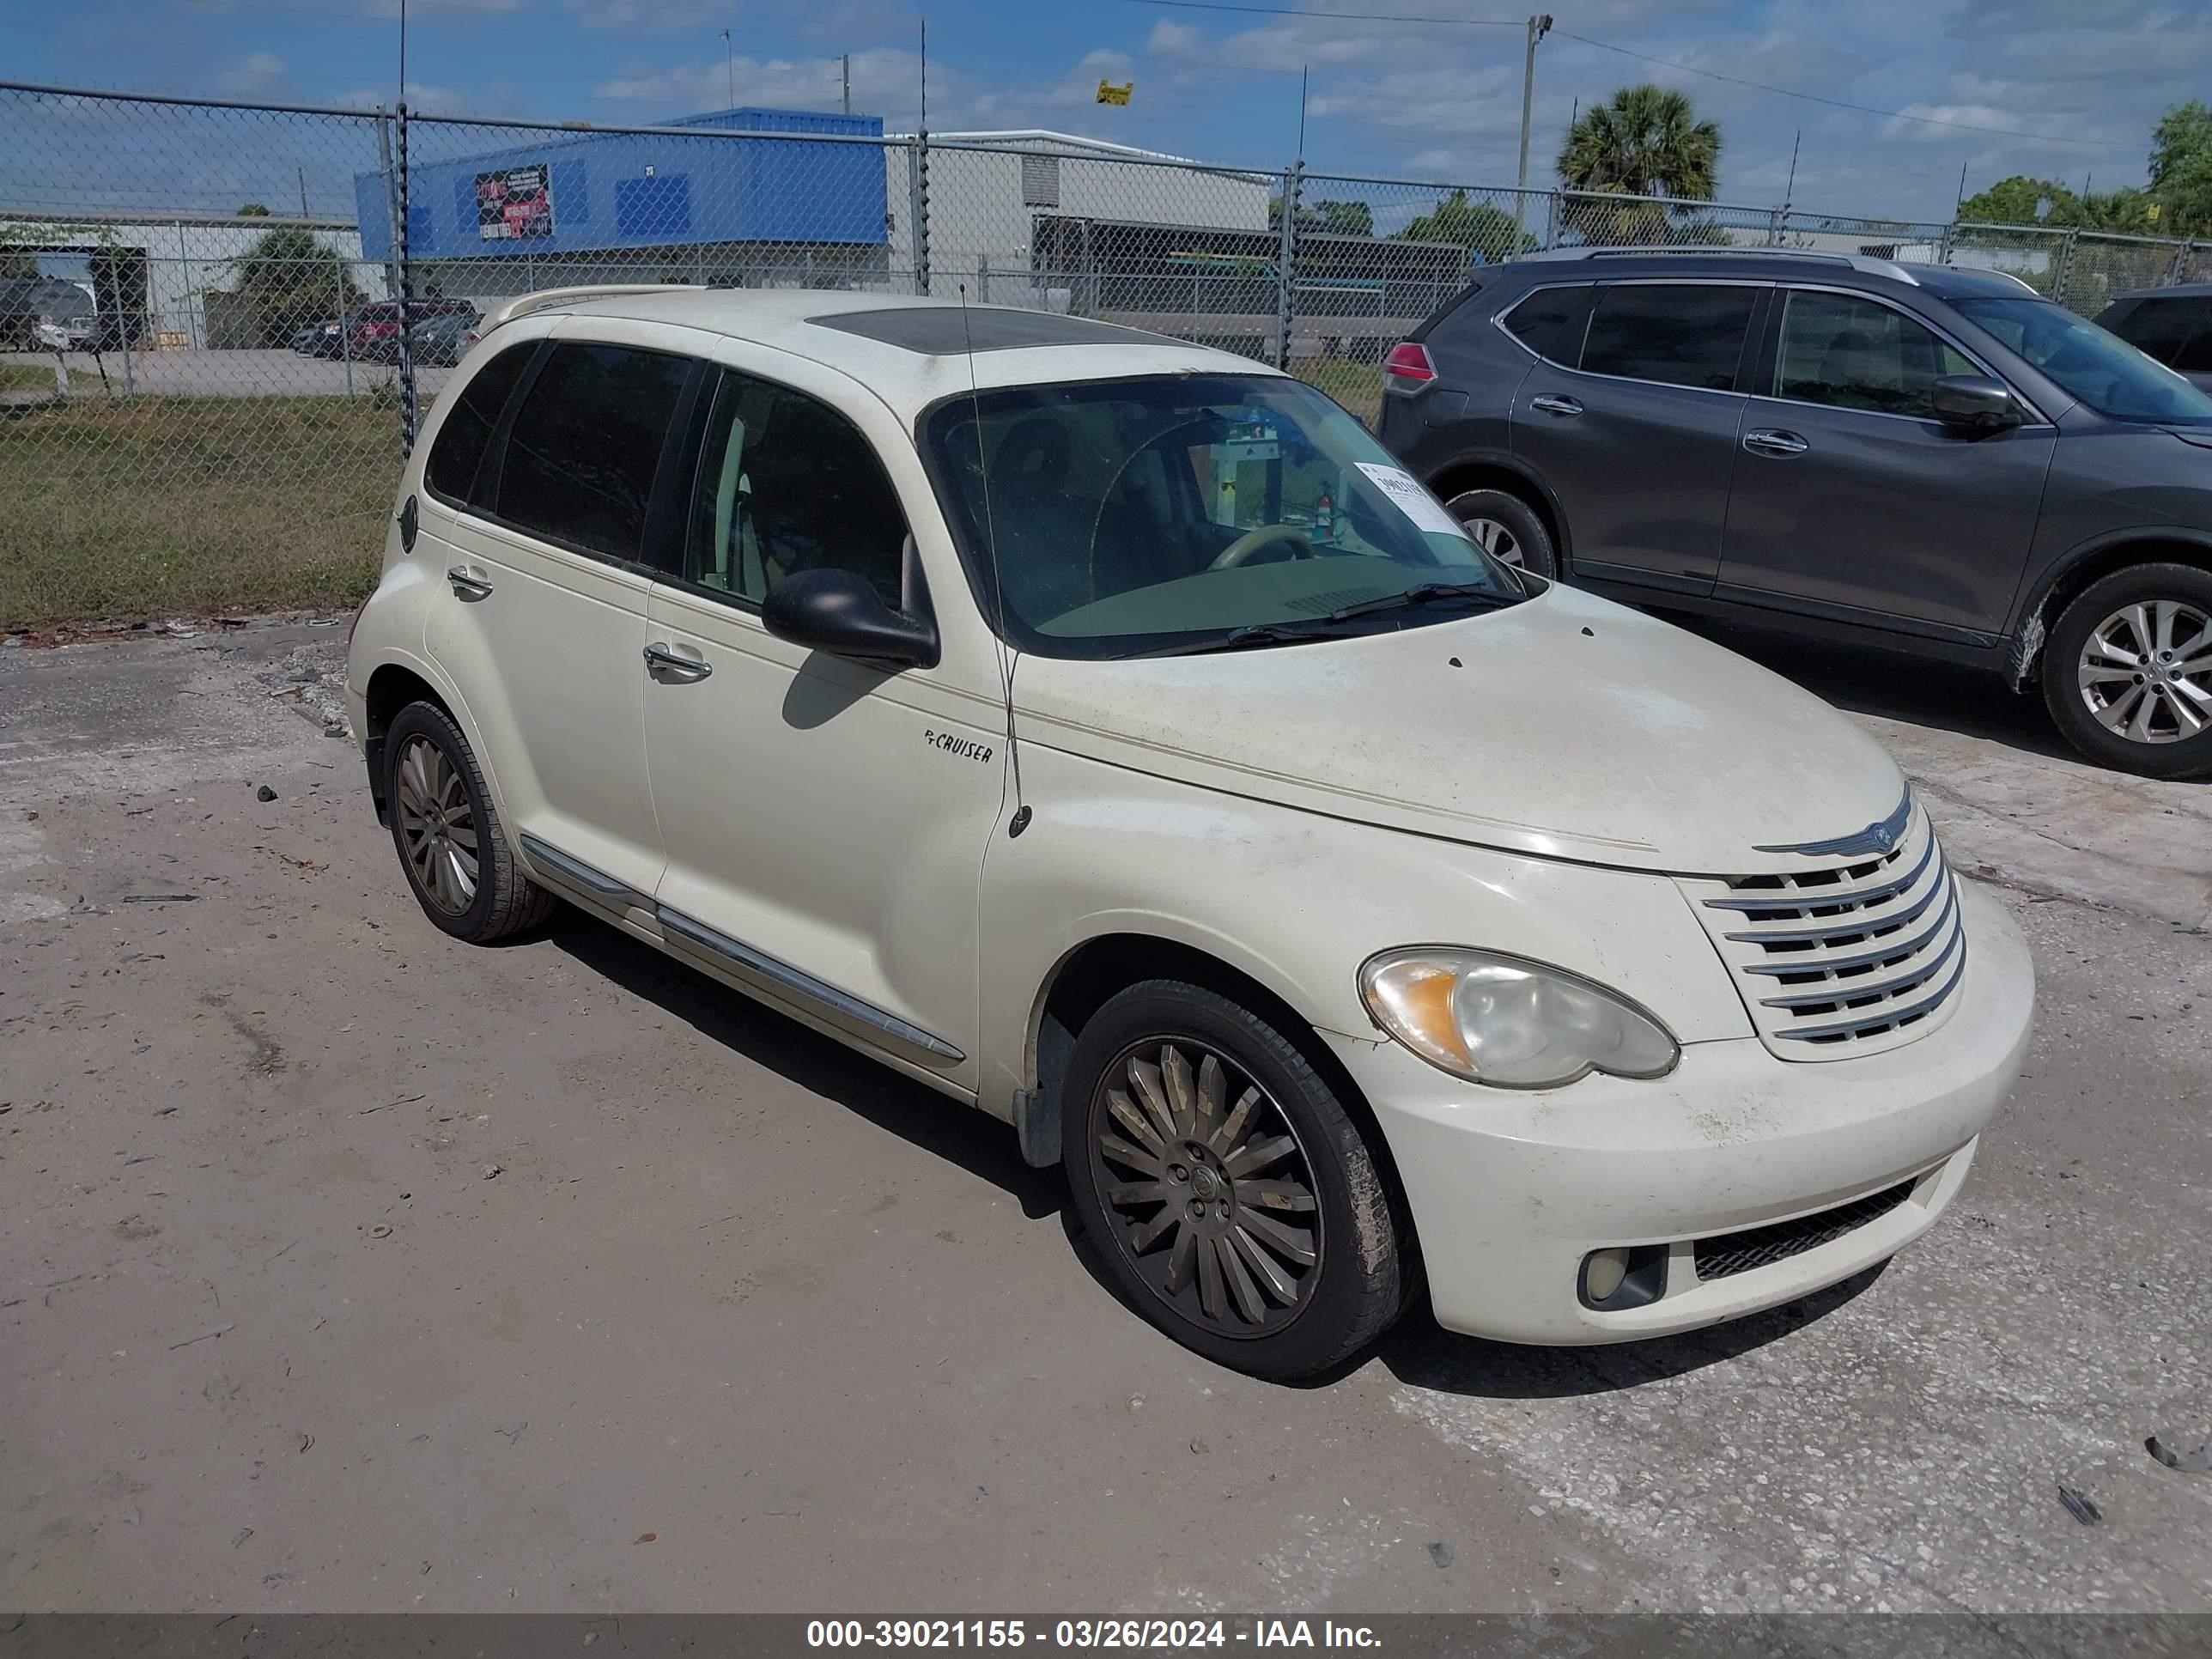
[361,656,469,821]
[1424,454,1570,571]
[2008,532,2212,690]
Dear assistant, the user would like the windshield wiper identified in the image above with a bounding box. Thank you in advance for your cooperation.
[1321,581,1516,623]
[1116,622,1336,659]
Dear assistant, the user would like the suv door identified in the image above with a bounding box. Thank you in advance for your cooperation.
[424,332,699,904]
[1510,279,1763,594]
[1717,286,2057,636]
[2098,293,2212,391]
[640,351,1003,1084]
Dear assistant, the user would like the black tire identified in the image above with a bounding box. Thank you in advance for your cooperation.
[2041,562,2212,781]
[1060,979,1406,1381]
[1443,486,1558,580]
[383,701,556,942]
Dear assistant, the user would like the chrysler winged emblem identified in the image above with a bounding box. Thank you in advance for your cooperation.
[1755,789,1913,860]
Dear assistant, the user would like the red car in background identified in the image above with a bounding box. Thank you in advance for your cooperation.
[348,298,478,362]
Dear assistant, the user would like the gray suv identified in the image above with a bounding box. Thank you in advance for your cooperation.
[1377,247,2212,779]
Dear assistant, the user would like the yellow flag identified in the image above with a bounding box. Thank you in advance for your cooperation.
[1096,80,1133,106]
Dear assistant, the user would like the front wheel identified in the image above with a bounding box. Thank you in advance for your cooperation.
[1060,980,1407,1380]
[2042,563,2212,780]
[1443,486,1558,580]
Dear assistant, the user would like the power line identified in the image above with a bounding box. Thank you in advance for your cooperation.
[1113,0,2136,150]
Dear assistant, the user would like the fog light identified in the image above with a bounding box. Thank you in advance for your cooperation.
[1578,1243,1668,1311]
[1583,1248,1631,1303]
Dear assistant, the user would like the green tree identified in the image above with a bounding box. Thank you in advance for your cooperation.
[1958,175,2078,226]
[1393,189,1531,260]
[1267,197,1376,238]
[236,202,273,217]
[2150,100,2212,234]
[226,225,362,348]
[1558,84,1721,200]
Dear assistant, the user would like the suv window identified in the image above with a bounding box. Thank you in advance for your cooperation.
[685,371,909,609]
[1774,290,1978,419]
[2106,295,2205,366]
[1580,283,1757,392]
[495,342,693,562]
[1498,286,1593,365]
[425,341,534,507]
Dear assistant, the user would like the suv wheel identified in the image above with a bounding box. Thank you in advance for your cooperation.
[1443,487,1558,580]
[2043,563,2212,780]
[1060,980,1407,1380]
[384,701,557,940]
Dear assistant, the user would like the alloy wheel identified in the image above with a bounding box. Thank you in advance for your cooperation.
[393,734,480,914]
[2076,599,2212,745]
[1091,1038,1322,1338]
[1462,514,1524,567]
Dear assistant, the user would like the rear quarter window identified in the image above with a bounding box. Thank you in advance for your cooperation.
[424,341,535,508]
[1498,286,1594,365]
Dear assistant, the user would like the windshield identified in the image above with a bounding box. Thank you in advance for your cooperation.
[1953,296,2212,426]
[922,374,1527,659]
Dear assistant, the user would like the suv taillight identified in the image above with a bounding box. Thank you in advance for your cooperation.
[1383,340,1437,392]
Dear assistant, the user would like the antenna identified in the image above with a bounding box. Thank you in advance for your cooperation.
[957,283,1029,838]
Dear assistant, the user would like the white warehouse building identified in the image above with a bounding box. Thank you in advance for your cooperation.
[884,131,1273,304]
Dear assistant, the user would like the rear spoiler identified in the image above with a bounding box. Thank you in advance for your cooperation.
[477,283,704,335]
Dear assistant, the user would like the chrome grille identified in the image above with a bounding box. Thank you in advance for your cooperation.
[1678,793,1967,1060]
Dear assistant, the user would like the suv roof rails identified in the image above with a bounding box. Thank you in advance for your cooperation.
[478,283,704,334]
[1517,246,1925,285]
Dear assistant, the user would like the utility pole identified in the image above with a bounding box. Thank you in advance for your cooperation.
[842,53,851,114]
[722,28,735,108]
[1514,14,1552,243]
[297,165,310,218]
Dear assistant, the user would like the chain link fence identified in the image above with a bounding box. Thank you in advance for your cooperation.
[9,76,2212,627]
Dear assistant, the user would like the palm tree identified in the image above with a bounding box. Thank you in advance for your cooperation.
[1557,85,1722,201]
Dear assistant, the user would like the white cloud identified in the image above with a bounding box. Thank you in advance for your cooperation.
[1146,20,1201,55]
[216,52,289,97]
[332,79,478,113]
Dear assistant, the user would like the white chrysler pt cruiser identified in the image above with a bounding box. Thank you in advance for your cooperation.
[347,286,2034,1379]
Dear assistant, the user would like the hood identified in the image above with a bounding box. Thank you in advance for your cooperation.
[1012,582,1906,877]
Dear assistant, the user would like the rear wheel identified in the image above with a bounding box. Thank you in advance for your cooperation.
[1060,979,1407,1380]
[383,701,556,941]
[2042,563,2212,779]
[1443,486,1558,580]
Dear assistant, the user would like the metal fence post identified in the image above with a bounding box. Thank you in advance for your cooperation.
[374,109,405,441]
[908,137,931,297]
[1541,189,1559,252]
[395,100,417,455]
[1274,162,1301,370]
[336,255,353,398]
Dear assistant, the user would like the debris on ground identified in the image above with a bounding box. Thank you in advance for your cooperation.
[1190,1436,1210,1455]
[1427,1540,1454,1568]
[121,893,198,904]
[367,1224,392,1239]
[2147,1434,2212,1473]
[2057,1484,2102,1525]
[481,1164,503,1180]
[255,784,277,802]
[167,1323,234,1350]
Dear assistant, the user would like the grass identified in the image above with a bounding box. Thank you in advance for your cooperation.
[0,362,60,393]
[1291,358,1385,425]
[0,396,399,630]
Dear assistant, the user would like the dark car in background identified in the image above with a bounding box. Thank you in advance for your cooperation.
[349,298,477,362]
[2095,283,2212,391]
[1377,247,2212,779]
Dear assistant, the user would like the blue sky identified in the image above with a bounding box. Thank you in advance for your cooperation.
[5,0,2209,221]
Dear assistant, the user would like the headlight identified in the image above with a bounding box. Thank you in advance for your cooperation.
[1358,948,1680,1089]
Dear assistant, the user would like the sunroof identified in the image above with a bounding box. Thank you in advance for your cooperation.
[808,307,1165,354]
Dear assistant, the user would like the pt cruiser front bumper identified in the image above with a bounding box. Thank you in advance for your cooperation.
[1329,876,2033,1345]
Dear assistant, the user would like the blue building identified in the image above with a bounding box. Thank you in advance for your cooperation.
[354,108,890,293]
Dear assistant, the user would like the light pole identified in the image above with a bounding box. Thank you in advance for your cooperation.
[1514,13,1552,244]
[722,28,735,108]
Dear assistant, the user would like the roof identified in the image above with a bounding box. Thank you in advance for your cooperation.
[2109,283,2212,302]
[516,287,1276,419]
[1503,246,2039,298]
[902,130,1207,165]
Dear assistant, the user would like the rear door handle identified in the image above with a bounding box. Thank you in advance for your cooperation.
[1743,428,1809,457]
[446,565,493,601]
[644,642,712,682]
[1530,394,1583,416]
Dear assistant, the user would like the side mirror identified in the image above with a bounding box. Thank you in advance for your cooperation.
[1931,374,2021,431]
[761,567,939,670]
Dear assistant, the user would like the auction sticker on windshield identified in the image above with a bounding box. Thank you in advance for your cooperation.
[1355,463,1468,538]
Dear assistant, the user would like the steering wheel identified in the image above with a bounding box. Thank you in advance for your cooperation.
[1208,522,1317,570]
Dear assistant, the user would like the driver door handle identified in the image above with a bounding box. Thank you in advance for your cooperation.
[644,642,712,682]
[1530,394,1583,416]
[1743,428,1809,458]
[446,565,494,601]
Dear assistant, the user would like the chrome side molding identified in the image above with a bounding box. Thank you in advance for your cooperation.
[518,834,646,906]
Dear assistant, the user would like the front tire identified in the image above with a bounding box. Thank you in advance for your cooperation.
[383,701,556,941]
[2042,563,2212,780]
[1443,486,1558,580]
[1060,980,1407,1380]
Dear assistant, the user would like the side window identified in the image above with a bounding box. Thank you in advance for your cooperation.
[2170,307,2212,375]
[424,341,533,507]
[1498,286,1593,365]
[495,342,692,562]
[2107,296,2198,366]
[1774,291,1978,419]
[684,372,910,610]
[1581,283,1758,392]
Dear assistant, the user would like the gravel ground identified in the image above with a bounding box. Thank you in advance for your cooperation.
[1,617,2208,1617]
